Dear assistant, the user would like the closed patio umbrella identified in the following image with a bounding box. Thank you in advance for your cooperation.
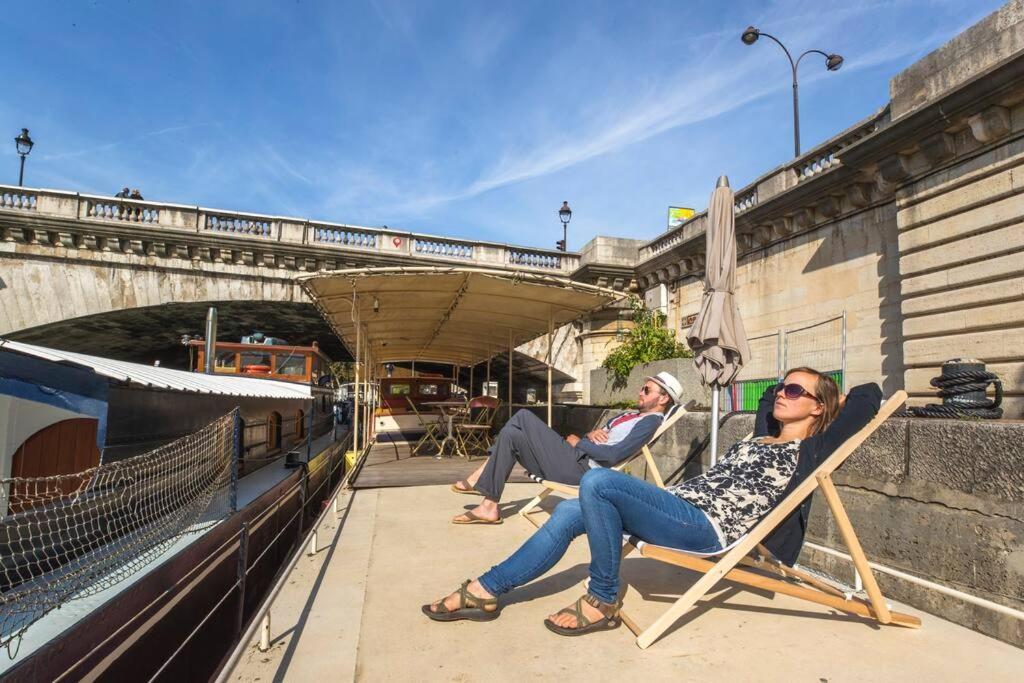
[686,175,750,465]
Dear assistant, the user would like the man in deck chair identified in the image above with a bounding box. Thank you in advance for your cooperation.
[424,367,880,635]
[448,372,683,525]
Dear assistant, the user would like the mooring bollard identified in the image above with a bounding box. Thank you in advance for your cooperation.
[333,495,340,515]
[308,529,318,556]
[258,613,271,652]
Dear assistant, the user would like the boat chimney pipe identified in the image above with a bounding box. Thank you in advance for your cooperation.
[204,307,218,374]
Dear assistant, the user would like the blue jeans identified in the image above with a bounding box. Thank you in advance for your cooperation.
[478,468,721,604]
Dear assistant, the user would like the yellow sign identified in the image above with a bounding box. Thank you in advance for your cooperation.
[668,206,696,229]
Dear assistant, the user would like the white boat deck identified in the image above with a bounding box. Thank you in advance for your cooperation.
[226,483,1024,682]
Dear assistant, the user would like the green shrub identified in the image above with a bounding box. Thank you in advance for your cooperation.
[601,298,692,389]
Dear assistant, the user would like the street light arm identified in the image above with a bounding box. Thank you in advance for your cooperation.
[753,31,797,76]
[795,49,832,70]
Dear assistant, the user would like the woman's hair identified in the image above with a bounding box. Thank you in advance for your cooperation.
[784,366,842,437]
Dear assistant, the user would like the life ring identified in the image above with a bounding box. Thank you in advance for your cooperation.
[243,364,272,375]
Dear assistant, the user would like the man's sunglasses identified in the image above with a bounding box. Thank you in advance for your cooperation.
[775,382,819,402]
[641,384,665,396]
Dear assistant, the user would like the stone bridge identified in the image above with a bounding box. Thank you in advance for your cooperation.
[0,186,635,369]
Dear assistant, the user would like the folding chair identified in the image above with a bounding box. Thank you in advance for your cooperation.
[453,396,500,459]
[518,403,688,527]
[617,390,921,649]
[406,396,444,455]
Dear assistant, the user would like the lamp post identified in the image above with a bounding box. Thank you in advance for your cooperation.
[557,201,572,251]
[741,27,842,157]
[14,128,34,187]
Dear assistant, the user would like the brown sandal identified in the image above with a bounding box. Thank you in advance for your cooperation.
[450,480,480,495]
[422,580,501,622]
[543,593,621,636]
[451,510,502,525]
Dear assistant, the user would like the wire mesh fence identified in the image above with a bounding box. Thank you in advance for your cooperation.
[0,410,236,653]
[723,314,845,412]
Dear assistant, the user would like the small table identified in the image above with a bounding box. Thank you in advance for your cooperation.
[423,400,468,458]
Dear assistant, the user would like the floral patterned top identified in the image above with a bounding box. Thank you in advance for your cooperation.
[667,438,801,547]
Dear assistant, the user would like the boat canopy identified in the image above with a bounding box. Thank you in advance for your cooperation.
[298,267,626,366]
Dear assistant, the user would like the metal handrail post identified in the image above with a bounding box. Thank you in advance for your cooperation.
[230,408,241,513]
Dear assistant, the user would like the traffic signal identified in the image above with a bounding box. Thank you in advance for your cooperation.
[555,239,566,251]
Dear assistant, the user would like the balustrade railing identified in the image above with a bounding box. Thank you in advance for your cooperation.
[507,248,563,269]
[204,213,273,238]
[313,225,379,249]
[413,237,473,259]
[0,183,578,274]
[86,199,161,224]
[1,189,36,211]
[734,188,757,213]
[793,114,880,182]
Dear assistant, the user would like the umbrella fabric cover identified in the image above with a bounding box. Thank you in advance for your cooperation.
[686,180,750,387]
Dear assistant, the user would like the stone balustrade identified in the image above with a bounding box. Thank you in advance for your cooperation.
[635,109,888,271]
[0,185,579,274]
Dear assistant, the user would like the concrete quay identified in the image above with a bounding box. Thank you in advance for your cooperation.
[226,483,1024,682]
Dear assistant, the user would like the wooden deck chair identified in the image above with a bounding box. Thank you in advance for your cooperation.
[518,403,688,528]
[618,390,920,649]
[406,396,444,455]
[454,396,500,458]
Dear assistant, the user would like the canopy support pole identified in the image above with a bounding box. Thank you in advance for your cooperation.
[547,308,554,427]
[353,302,361,454]
[469,363,474,398]
[508,328,513,419]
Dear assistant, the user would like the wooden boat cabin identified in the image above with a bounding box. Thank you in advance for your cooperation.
[188,338,332,386]
[375,375,458,436]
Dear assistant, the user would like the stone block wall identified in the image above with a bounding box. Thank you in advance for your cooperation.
[895,125,1024,418]
[671,204,903,394]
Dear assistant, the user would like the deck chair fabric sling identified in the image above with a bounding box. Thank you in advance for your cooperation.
[619,390,920,649]
[518,403,686,527]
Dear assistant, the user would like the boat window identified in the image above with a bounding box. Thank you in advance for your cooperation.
[242,351,272,371]
[214,350,237,371]
[268,412,282,451]
[276,353,307,376]
[419,383,439,396]
[389,383,411,396]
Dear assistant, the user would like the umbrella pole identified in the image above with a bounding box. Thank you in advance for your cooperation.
[547,308,553,427]
[710,383,720,467]
[508,328,514,419]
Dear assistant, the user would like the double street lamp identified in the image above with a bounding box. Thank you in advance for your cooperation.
[14,128,34,187]
[741,27,843,157]
[556,201,571,251]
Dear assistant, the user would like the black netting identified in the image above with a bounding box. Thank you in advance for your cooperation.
[1,410,236,654]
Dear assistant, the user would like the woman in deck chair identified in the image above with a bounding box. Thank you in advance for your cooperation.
[423,367,880,636]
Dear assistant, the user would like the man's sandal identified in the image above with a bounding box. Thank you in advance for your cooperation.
[543,593,621,636]
[452,510,502,525]
[421,580,501,622]
[450,480,480,495]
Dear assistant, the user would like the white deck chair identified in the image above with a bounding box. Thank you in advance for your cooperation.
[613,390,920,648]
[517,403,688,527]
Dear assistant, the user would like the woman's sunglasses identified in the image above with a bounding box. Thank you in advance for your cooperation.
[775,382,820,402]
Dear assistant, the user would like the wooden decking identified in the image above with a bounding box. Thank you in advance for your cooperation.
[350,433,533,489]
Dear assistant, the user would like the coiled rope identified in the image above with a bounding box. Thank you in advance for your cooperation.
[910,358,1003,419]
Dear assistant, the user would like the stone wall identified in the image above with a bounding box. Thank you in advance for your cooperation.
[670,202,903,394]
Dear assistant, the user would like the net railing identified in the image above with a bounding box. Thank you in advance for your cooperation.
[0,410,236,652]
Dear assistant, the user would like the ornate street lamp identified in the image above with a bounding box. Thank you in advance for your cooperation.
[557,201,572,251]
[14,128,34,187]
[741,27,843,157]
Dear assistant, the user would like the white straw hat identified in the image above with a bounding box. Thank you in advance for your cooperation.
[645,371,683,404]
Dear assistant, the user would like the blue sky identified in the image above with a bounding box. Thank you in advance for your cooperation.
[0,0,1004,250]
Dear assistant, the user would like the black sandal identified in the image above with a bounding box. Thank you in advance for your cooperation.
[543,593,621,636]
[422,580,501,622]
